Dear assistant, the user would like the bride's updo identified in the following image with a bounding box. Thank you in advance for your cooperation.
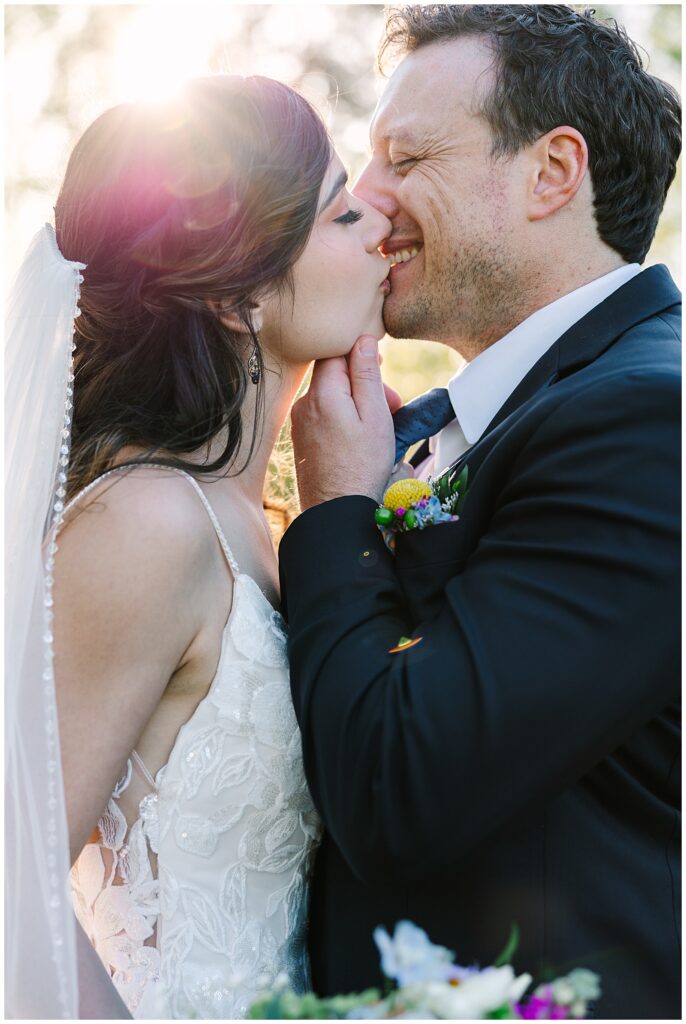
[54,76,331,499]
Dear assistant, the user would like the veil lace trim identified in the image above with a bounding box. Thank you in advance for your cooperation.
[5,224,86,1017]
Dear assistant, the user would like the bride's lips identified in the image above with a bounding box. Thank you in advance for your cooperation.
[379,264,392,293]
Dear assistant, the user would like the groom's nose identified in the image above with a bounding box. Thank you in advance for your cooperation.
[353,160,400,221]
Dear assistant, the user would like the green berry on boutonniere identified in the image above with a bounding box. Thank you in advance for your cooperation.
[375,507,394,527]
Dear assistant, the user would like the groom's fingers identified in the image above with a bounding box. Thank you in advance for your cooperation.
[308,347,397,413]
[291,338,395,507]
[348,336,388,421]
[309,354,352,401]
[384,382,403,414]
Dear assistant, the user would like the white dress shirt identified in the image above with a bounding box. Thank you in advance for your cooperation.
[417,264,641,480]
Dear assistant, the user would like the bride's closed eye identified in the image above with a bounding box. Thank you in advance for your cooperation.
[333,207,364,225]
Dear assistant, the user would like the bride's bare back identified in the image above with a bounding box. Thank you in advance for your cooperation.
[59,465,320,1017]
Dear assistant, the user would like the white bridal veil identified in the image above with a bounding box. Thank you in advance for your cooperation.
[5,224,86,1018]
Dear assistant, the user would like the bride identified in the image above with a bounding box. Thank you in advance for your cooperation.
[6,74,392,1019]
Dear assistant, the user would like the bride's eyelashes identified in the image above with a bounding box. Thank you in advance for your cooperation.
[333,208,364,225]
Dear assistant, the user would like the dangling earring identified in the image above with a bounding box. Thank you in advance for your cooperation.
[248,338,261,385]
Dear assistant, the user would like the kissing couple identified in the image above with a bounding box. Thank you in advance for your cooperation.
[6,4,681,1021]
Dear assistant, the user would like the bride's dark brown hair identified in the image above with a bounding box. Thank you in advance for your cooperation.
[55,75,331,501]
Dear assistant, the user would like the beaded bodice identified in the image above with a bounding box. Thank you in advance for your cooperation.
[68,467,322,1018]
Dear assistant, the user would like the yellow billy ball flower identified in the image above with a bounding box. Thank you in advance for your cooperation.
[383,478,433,512]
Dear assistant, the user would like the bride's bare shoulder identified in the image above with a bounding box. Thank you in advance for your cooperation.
[56,466,221,598]
[62,465,209,530]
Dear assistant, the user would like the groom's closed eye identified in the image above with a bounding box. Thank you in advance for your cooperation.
[389,158,418,176]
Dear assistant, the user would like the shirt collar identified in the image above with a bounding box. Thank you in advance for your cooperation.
[448,263,641,444]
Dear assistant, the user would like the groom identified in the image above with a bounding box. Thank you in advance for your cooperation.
[279,6,681,1019]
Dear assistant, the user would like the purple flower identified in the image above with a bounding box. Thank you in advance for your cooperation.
[516,984,570,1019]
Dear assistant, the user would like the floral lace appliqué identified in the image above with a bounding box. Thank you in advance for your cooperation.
[70,762,161,1014]
[70,572,321,1019]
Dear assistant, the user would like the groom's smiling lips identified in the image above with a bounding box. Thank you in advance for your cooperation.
[380,237,424,267]
[380,238,424,293]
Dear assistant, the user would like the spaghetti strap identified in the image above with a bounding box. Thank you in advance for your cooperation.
[59,462,241,578]
[131,749,158,790]
[166,469,241,578]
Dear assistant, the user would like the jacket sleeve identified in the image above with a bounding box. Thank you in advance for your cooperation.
[278,371,680,884]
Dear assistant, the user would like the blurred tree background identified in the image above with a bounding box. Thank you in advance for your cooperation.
[5,3,681,450]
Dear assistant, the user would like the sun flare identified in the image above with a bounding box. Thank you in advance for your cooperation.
[110,6,235,103]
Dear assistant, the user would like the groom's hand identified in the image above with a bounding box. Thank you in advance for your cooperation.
[291,335,396,511]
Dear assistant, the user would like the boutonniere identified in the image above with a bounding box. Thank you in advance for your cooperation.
[374,464,469,552]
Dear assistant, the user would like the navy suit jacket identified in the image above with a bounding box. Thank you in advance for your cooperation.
[278,265,681,1019]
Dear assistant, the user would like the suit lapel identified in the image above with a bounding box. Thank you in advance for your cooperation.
[555,263,680,375]
[435,264,681,485]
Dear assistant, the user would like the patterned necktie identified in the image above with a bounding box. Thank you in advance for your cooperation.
[392,386,456,464]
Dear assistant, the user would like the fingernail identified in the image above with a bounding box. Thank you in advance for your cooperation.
[359,336,378,357]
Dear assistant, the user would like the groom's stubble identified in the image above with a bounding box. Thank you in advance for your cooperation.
[382,226,534,360]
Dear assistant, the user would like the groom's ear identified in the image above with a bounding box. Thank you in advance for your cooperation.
[527,126,588,222]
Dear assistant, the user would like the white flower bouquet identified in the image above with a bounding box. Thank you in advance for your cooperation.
[247,921,601,1019]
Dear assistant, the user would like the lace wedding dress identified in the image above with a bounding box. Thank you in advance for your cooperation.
[68,467,322,1018]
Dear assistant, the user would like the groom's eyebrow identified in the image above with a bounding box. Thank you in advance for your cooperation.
[369,124,415,149]
[319,170,348,213]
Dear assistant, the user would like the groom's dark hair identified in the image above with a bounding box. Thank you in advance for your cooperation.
[378,5,681,264]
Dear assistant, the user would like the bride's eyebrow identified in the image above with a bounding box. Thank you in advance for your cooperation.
[319,170,348,214]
